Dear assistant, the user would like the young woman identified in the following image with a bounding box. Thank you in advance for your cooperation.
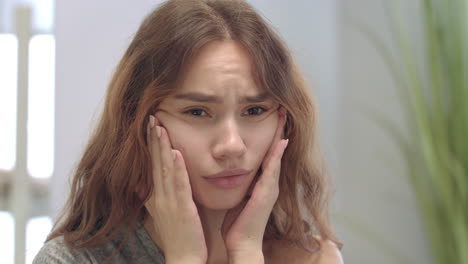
[34,0,343,263]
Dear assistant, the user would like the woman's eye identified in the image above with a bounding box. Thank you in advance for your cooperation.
[183,106,268,118]
[245,106,267,116]
[185,108,207,117]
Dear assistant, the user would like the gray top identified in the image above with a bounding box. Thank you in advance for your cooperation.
[33,221,166,264]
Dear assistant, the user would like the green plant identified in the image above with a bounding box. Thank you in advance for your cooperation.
[365,0,468,263]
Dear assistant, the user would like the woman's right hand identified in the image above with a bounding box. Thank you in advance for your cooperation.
[144,115,208,264]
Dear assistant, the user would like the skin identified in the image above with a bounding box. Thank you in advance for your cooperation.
[142,40,343,263]
[155,40,279,211]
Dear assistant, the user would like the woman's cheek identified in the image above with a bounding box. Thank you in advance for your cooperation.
[155,111,195,152]
[246,118,278,164]
[164,123,207,174]
[165,124,200,155]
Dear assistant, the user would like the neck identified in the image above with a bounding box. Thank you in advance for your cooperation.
[198,205,228,264]
[143,206,229,264]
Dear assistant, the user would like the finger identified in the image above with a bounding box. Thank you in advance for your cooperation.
[172,149,193,197]
[221,198,248,239]
[153,119,179,201]
[246,140,287,219]
[148,115,165,196]
[267,139,288,174]
[257,139,288,192]
[246,170,261,197]
[153,115,194,203]
[263,106,287,167]
[140,118,154,201]
[276,106,287,140]
[156,125,175,174]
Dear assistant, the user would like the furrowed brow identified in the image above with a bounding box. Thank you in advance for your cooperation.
[240,92,271,103]
[173,92,222,103]
[172,92,272,104]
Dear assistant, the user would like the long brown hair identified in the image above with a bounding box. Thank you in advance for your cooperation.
[48,0,343,255]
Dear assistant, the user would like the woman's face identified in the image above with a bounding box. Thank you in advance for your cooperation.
[156,40,279,210]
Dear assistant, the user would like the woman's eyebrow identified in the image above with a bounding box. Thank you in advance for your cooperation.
[172,92,272,103]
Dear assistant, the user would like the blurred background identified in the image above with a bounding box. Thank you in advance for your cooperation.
[1,0,466,263]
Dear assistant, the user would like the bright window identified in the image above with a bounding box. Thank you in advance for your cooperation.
[0,34,18,171]
[0,33,55,263]
[27,35,55,179]
[0,212,14,264]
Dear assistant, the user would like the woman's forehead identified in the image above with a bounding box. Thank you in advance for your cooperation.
[183,42,253,78]
[188,40,252,71]
[169,90,272,104]
[172,41,266,101]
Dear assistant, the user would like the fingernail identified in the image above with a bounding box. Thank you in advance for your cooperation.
[149,116,155,128]
[284,139,289,149]
[279,106,286,116]
[171,149,177,160]
[156,126,162,137]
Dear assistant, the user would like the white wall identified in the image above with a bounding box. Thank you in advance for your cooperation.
[52,0,432,263]
[52,0,339,223]
[248,0,340,180]
[52,0,163,218]
[337,0,432,263]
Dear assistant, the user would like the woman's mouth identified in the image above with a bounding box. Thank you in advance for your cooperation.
[203,172,250,189]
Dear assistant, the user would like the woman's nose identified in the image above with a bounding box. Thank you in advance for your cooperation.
[212,121,246,160]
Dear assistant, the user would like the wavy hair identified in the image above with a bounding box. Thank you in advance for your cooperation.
[48,0,343,256]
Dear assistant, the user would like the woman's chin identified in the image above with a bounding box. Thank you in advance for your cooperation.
[192,173,256,211]
[195,191,247,211]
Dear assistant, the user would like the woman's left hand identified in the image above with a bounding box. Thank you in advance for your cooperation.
[221,106,288,264]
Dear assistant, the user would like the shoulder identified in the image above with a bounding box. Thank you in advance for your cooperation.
[264,236,343,264]
[311,238,343,264]
[34,222,165,264]
[33,236,94,264]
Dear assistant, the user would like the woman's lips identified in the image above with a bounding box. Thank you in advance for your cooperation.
[203,173,249,189]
